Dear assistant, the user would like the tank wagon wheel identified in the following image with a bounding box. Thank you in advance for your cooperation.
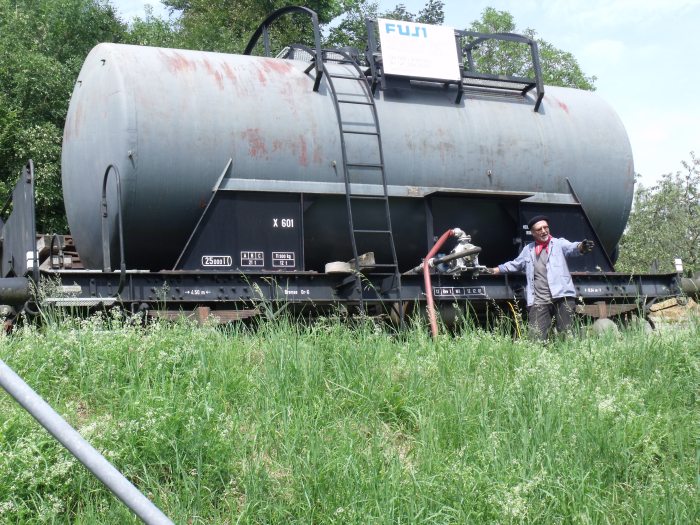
[388,301,409,328]
[589,313,654,336]
[590,317,619,336]
[3,314,16,334]
[619,313,655,334]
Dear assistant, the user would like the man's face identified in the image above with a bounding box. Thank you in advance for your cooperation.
[531,220,550,242]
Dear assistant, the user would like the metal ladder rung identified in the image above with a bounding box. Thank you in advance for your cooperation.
[353,229,392,234]
[346,162,383,168]
[329,73,364,80]
[341,129,380,136]
[337,99,374,105]
[349,195,387,201]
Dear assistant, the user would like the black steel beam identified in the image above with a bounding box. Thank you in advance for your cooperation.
[41,269,680,312]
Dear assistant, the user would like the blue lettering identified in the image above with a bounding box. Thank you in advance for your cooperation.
[385,23,428,38]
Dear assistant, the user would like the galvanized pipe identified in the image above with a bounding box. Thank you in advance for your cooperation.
[0,359,174,525]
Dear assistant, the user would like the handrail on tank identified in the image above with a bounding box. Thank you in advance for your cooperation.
[458,31,545,112]
[243,6,324,91]
[100,164,126,295]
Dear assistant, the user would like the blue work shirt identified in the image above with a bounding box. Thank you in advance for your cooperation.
[498,237,582,306]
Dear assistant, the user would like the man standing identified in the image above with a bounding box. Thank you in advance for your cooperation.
[489,215,594,340]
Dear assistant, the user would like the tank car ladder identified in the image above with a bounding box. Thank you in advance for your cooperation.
[321,51,402,315]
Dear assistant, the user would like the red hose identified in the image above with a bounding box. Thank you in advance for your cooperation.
[423,229,456,338]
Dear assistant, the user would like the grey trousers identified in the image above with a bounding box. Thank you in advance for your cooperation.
[528,297,576,341]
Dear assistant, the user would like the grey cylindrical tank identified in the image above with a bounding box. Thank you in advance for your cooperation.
[62,43,634,270]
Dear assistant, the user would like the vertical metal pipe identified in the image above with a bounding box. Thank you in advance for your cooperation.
[423,229,456,338]
[0,359,174,525]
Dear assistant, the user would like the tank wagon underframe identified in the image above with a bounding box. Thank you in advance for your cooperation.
[38,268,678,322]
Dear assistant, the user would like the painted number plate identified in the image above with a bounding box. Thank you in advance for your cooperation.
[201,255,232,267]
[432,286,486,297]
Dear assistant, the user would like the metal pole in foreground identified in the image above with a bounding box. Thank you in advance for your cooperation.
[0,358,174,525]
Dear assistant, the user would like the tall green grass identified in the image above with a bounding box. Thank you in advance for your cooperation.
[0,312,698,524]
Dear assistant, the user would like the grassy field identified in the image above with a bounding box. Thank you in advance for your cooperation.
[0,312,698,524]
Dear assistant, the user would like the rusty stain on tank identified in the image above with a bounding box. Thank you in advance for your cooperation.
[242,128,267,158]
[313,142,322,164]
[254,58,294,86]
[221,62,237,83]
[270,136,318,166]
[298,135,309,166]
[548,96,570,114]
[256,65,268,86]
[415,128,455,164]
[70,102,84,140]
[202,59,224,90]
[158,50,197,74]
[260,58,294,75]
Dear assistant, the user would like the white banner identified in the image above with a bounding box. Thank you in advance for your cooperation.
[378,18,460,81]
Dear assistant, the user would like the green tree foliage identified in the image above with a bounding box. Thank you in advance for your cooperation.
[161,0,346,54]
[617,152,700,274]
[326,0,444,50]
[384,0,444,24]
[0,0,125,232]
[123,5,178,47]
[466,7,596,90]
[325,0,379,49]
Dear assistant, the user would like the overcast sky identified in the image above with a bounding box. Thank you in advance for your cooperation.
[112,0,699,187]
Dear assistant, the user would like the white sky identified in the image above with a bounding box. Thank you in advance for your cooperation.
[112,0,700,187]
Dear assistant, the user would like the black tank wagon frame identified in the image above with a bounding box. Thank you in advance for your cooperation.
[0,160,680,327]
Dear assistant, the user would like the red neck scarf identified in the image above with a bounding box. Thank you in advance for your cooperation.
[535,235,551,256]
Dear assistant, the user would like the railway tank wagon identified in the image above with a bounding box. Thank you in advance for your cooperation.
[0,7,681,325]
[61,44,632,273]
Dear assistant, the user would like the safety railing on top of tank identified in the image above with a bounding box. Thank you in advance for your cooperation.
[243,6,324,92]
[100,164,126,296]
[458,31,544,111]
[363,19,545,110]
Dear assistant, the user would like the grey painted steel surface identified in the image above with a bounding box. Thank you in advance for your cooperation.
[62,43,634,270]
[0,358,174,525]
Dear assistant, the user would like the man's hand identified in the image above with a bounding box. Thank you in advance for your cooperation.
[485,267,499,275]
[579,239,595,253]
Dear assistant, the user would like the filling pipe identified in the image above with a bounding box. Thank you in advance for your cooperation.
[423,229,457,338]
